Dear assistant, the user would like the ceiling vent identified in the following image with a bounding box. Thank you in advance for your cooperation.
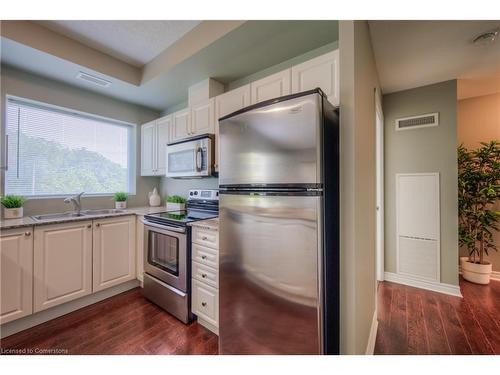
[76,72,112,88]
[395,113,439,131]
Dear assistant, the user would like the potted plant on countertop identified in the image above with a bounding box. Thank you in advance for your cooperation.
[458,140,500,284]
[1,195,27,219]
[166,195,186,212]
[113,192,128,209]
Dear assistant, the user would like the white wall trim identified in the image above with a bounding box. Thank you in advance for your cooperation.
[0,279,140,338]
[365,310,378,355]
[384,272,462,297]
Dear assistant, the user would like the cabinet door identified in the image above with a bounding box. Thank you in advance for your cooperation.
[191,98,215,136]
[93,216,136,292]
[141,121,156,176]
[156,115,171,175]
[250,69,291,104]
[291,50,339,106]
[0,227,33,324]
[34,221,93,313]
[214,84,251,171]
[192,279,219,328]
[171,108,191,142]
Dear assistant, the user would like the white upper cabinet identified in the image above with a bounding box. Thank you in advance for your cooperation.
[141,116,171,176]
[0,227,33,325]
[171,108,191,142]
[140,121,156,176]
[250,69,291,104]
[33,221,93,313]
[156,115,171,175]
[92,216,136,293]
[291,49,339,106]
[214,84,251,171]
[191,98,215,136]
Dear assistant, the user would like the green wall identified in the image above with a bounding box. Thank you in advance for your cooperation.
[383,80,459,286]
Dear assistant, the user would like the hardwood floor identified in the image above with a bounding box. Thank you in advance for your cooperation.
[375,277,500,355]
[0,288,218,355]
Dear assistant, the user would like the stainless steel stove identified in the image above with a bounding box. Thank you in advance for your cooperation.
[141,189,218,323]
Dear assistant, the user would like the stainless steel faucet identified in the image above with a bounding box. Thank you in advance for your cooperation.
[64,192,84,215]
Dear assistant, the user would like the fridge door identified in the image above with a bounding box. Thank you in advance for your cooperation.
[218,92,322,186]
[219,192,322,354]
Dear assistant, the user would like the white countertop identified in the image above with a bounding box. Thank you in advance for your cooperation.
[0,205,168,230]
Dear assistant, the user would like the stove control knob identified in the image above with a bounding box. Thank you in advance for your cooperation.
[194,191,198,195]
[189,192,193,196]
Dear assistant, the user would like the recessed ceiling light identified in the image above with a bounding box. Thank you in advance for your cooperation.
[76,72,112,88]
[472,28,499,45]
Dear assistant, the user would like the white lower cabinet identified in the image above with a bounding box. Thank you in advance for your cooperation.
[34,221,93,313]
[191,223,219,334]
[92,215,136,292]
[0,227,33,324]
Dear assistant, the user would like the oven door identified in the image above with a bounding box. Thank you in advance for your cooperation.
[143,220,187,292]
[166,137,212,178]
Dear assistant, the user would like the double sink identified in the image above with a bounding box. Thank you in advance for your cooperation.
[31,209,126,222]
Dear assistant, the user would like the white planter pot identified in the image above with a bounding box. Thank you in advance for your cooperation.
[462,260,492,285]
[115,201,127,209]
[3,207,23,219]
[166,202,185,212]
[460,256,469,267]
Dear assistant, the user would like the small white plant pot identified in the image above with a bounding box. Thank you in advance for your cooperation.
[115,201,127,209]
[166,202,185,212]
[462,260,492,285]
[3,207,23,219]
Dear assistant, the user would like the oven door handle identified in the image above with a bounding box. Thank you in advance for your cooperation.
[142,219,186,233]
[195,146,202,172]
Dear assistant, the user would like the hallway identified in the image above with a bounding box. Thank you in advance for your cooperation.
[375,278,500,354]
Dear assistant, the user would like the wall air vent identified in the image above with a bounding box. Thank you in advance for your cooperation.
[395,112,439,131]
[76,72,112,88]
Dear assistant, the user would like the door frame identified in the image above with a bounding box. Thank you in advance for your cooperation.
[375,88,385,281]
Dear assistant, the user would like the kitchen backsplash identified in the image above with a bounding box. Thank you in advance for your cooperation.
[160,177,219,199]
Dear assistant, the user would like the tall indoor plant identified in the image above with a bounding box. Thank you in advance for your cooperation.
[458,140,500,284]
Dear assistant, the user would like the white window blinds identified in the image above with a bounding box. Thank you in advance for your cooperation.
[5,97,135,197]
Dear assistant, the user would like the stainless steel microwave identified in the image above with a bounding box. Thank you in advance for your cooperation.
[166,134,214,178]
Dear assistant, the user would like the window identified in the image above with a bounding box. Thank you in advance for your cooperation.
[5,97,136,197]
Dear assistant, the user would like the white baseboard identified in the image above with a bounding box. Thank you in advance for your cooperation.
[459,266,500,281]
[365,310,378,355]
[0,279,140,338]
[384,272,462,297]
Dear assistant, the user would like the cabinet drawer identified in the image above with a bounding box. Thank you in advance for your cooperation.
[192,261,218,288]
[192,227,219,249]
[192,243,218,269]
[192,279,218,327]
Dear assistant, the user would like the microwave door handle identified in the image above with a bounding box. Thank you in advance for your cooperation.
[195,146,202,172]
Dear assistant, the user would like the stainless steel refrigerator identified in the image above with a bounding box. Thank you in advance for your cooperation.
[218,89,339,354]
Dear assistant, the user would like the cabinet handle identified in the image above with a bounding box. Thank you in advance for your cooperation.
[201,255,207,259]
[202,236,208,240]
[201,273,207,278]
[96,223,101,227]
[25,231,31,236]
[201,302,207,307]
[87,224,92,229]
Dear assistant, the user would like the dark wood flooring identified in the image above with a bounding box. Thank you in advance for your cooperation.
[0,288,218,355]
[375,277,500,355]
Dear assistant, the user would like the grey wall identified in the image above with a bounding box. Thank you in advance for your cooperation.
[383,80,459,286]
[159,40,340,199]
[339,21,379,355]
[0,66,161,216]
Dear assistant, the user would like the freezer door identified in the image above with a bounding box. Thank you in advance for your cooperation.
[219,193,322,354]
[219,93,322,186]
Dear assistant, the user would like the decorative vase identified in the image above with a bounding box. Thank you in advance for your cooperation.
[166,202,185,212]
[115,201,127,209]
[462,260,492,285]
[3,207,23,219]
[148,188,161,207]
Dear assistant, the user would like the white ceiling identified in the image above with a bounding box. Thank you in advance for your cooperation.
[369,21,500,94]
[36,20,201,67]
